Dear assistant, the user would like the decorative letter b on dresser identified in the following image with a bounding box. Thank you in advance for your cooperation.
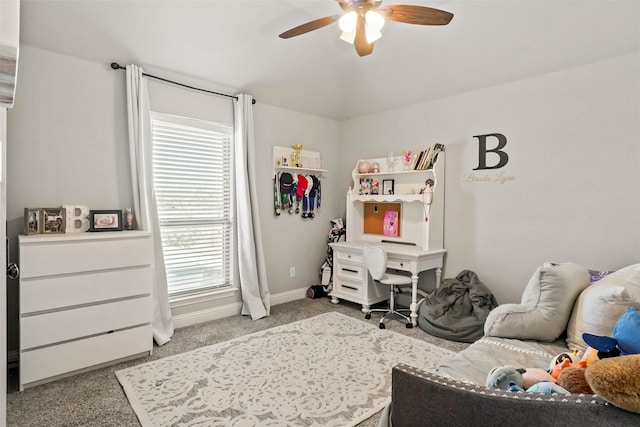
[473,133,509,170]
[64,205,91,232]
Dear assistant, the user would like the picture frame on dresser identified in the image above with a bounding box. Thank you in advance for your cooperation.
[42,208,66,234]
[24,208,41,235]
[90,210,123,232]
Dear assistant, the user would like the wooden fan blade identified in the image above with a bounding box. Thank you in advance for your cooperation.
[378,5,453,25]
[354,14,374,57]
[279,15,338,39]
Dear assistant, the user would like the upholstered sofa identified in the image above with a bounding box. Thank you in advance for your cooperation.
[379,262,640,426]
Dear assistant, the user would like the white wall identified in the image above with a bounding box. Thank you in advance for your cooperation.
[340,53,640,304]
[253,104,342,295]
[6,45,343,350]
[7,44,639,350]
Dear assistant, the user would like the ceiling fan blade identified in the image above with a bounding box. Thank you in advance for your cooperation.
[279,15,338,39]
[378,5,453,25]
[354,14,374,57]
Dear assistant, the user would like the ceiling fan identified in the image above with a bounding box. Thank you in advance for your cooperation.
[279,0,453,57]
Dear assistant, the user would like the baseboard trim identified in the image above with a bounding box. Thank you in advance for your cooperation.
[172,286,309,329]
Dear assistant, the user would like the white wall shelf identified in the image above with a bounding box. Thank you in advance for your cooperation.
[275,166,327,175]
[350,194,431,203]
[272,145,327,218]
[272,145,327,175]
[346,152,445,251]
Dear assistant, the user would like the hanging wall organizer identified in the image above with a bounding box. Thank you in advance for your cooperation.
[272,145,327,219]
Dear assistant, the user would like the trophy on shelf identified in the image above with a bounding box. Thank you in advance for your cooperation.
[386,151,398,172]
[292,144,304,167]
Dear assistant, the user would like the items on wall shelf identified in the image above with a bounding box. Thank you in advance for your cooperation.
[272,145,328,219]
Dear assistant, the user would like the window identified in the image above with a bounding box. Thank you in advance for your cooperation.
[151,112,234,297]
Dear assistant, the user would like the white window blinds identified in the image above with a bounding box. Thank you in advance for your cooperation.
[151,112,234,296]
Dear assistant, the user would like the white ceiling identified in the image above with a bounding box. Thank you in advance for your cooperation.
[18,0,640,120]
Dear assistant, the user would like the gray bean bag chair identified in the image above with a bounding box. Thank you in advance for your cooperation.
[418,270,497,342]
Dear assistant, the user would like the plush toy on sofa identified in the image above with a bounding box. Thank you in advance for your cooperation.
[549,357,586,379]
[486,365,569,394]
[549,351,582,369]
[582,307,640,359]
[556,366,593,394]
[585,354,640,413]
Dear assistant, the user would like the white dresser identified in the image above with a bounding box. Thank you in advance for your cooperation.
[18,231,153,390]
[330,243,389,312]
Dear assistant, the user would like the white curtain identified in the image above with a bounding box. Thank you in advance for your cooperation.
[233,94,270,319]
[126,65,174,345]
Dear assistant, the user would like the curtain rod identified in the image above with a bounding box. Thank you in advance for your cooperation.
[110,62,256,104]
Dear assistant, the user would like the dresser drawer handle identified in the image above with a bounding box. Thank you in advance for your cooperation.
[342,268,358,273]
[342,284,358,291]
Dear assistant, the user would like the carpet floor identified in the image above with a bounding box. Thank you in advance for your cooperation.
[6,297,470,427]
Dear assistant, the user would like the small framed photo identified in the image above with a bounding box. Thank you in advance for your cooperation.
[90,210,123,232]
[24,208,41,235]
[382,179,395,195]
[42,208,66,234]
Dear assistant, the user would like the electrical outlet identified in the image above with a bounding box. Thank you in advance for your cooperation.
[289,267,295,277]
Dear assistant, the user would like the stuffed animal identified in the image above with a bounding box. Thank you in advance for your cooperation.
[486,366,525,390]
[556,366,593,394]
[585,354,640,413]
[549,357,586,379]
[525,382,570,394]
[580,347,600,366]
[583,306,640,359]
[507,381,570,394]
[549,351,582,370]
[486,365,557,391]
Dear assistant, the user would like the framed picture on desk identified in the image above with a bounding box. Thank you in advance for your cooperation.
[382,179,394,195]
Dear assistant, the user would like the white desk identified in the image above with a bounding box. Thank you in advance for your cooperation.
[330,241,446,326]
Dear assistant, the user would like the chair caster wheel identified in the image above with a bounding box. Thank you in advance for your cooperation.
[365,313,371,320]
[379,323,386,329]
[406,323,413,329]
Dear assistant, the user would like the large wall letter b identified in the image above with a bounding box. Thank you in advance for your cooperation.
[473,133,509,170]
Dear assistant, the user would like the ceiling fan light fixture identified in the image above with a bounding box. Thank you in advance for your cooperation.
[365,10,385,31]
[340,29,356,44]
[339,11,358,32]
[364,25,382,43]
[278,1,454,57]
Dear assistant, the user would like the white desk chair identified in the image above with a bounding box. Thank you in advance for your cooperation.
[363,244,413,329]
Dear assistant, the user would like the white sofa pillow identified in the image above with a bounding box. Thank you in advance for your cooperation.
[484,262,589,342]
[565,264,640,352]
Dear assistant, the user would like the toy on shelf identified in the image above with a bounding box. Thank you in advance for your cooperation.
[292,144,304,167]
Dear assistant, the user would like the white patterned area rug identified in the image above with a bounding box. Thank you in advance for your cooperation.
[116,312,455,427]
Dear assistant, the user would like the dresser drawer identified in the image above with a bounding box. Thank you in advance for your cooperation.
[387,258,412,271]
[19,234,152,278]
[21,267,152,314]
[335,250,363,264]
[333,278,363,298]
[20,324,152,388]
[334,262,365,281]
[21,296,151,350]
